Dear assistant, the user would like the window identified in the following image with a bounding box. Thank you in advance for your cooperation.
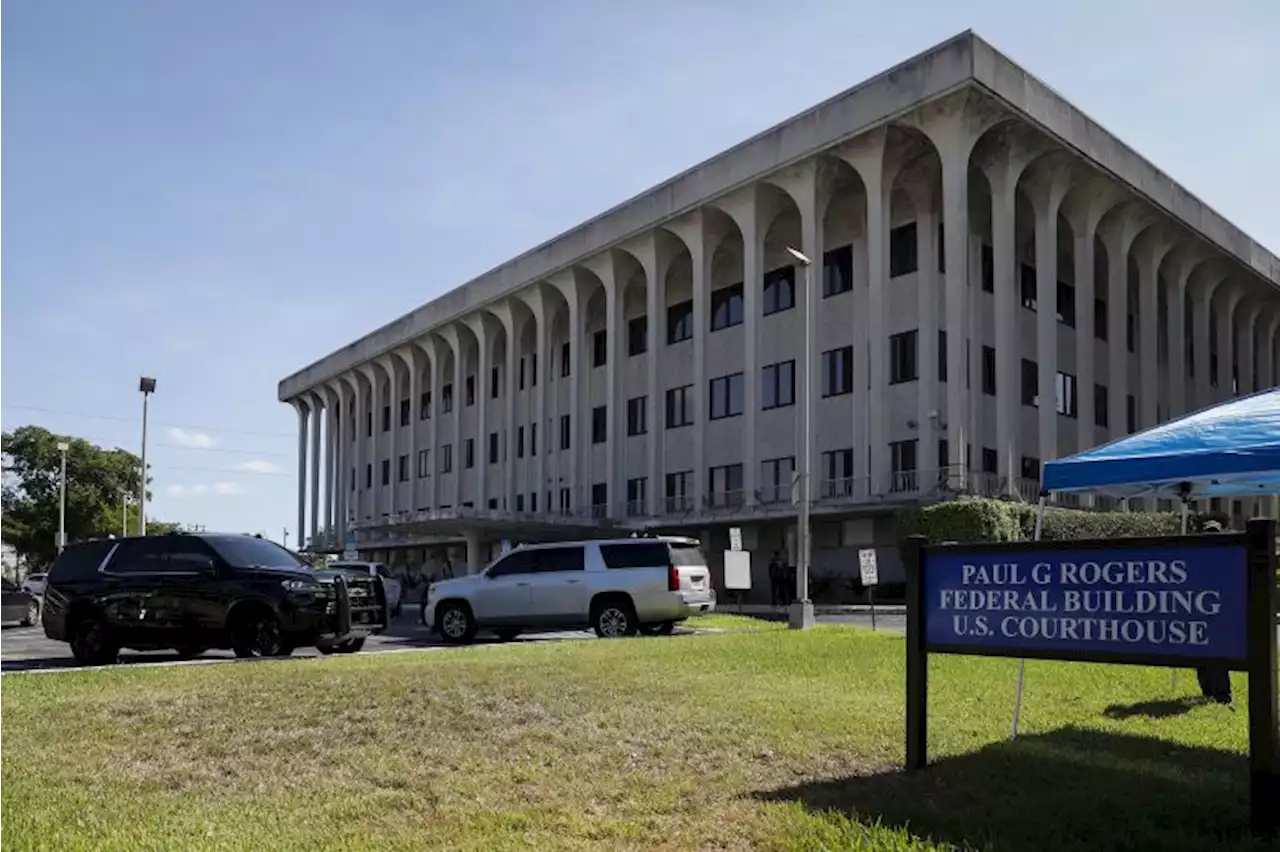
[165,538,217,574]
[708,463,743,507]
[1021,359,1038,407]
[517,426,525,459]
[381,459,390,486]
[560,414,571,450]
[937,438,950,471]
[823,245,853,297]
[489,550,537,577]
[591,482,608,514]
[821,449,854,497]
[533,546,586,573]
[711,283,744,331]
[442,383,454,413]
[666,385,693,428]
[760,456,794,503]
[531,353,537,387]
[889,330,918,384]
[665,470,692,511]
[1055,371,1078,419]
[399,399,410,427]
[441,444,453,473]
[761,360,795,410]
[625,478,647,515]
[529,492,537,512]
[417,449,430,478]
[491,366,500,399]
[1020,264,1037,309]
[981,244,994,292]
[559,487,570,512]
[889,222,918,277]
[365,464,372,488]
[1127,394,1136,434]
[709,372,744,420]
[822,346,854,397]
[464,438,475,469]
[398,454,409,482]
[488,432,499,465]
[627,396,647,436]
[937,222,946,273]
[465,375,475,406]
[519,357,526,391]
[1056,281,1076,327]
[981,346,996,396]
[890,440,917,473]
[420,391,431,420]
[1094,384,1109,428]
[593,330,607,368]
[110,537,169,575]
[762,266,795,315]
[938,329,947,383]
[515,493,524,512]
[530,422,537,456]
[1094,298,1108,341]
[1021,456,1041,481]
[592,405,607,444]
[381,404,390,432]
[366,410,372,437]
[351,467,356,491]
[628,316,648,356]
[561,341,571,377]
[667,299,693,344]
[602,541,671,569]
[982,447,998,475]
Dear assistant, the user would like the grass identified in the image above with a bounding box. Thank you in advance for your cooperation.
[1,616,1271,852]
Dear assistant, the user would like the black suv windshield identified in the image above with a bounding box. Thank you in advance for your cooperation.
[205,536,304,570]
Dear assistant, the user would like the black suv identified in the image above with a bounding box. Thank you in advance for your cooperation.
[41,533,387,666]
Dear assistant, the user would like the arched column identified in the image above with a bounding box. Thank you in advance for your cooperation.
[306,390,324,546]
[1098,204,1157,436]
[1212,283,1243,402]
[291,397,308,546]
[1132,227,1177,428]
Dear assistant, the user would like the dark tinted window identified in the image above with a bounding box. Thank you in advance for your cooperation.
[375,564,392,579]
[205,536,304,570]
[600,542,669,570]
[111,537,170,574]
[166,538,216,572]
[48,540,116,581]
[532,546,585,572]
[489,551,537,577]
[669,545,706,567]
[2,578,17,592]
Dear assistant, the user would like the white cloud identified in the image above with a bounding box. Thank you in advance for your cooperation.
[237,459,280,474]
[212,482,245,495]
[166,427,216,448]
[165,482,246,498]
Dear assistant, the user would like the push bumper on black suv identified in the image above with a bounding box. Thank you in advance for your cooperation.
[281,574,388,646]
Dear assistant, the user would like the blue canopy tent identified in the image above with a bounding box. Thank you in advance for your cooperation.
[1042,388,1280,500]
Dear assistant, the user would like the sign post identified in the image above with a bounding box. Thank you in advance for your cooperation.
[904,518,1278,838]
[859,548,879,631]
[725,528,749,613]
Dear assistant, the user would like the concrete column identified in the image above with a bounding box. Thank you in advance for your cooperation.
[363,366,382,518]
[866,173,890,495]
[464,529,484,575]
[473,324,490,510]
[404,349,419,512]
[740,196,762,506]
[503,316,518,511]
[1099,207,1152,437]
[605,267,624,516]
[450,335,464,508]
[911,183,939,475]
[940,148,971,485]
[1237,300,1259,395]
[1135,233,1172,428]
[383,358,398,517]
[427,342,442,509]
[294,400,307,548]
[308,392,322,547]
[690,216,710,508]
[1029,171,1067,466]
[1167,260,1191,417]
[337,378,354,539]
[989,164,1018,491]
[353,378,367,521]
[1190,274,1219,410]
[1260,315,1279,390]
[644,244,663,517]
[328,387,340,538]
[1214,285,1242,402]
[1072,225,1096,451]
[557,280,580,509]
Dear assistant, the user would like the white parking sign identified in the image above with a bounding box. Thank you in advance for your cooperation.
[859,548,879,587]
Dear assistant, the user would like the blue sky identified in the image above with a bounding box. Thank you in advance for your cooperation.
[4,0,1277,541]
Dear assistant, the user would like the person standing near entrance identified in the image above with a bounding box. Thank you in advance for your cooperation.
[768,551,785,608]
[1195,519,1233,704]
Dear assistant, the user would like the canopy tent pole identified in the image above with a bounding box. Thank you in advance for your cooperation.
[1012,491,1048,739]
[1171,488,1192,692]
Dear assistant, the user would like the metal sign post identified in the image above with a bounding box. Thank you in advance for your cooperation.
[904,519,1279,839]
[859,548,879,631]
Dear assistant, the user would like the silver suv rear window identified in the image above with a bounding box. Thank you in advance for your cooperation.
[599,542,669,570]
[669,545,706,567]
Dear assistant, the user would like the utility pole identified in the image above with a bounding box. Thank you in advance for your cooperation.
[56,441,70,553]
[138,377,157,535]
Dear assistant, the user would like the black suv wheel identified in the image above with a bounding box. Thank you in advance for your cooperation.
[231,611,293,658]
[70,613,119,666]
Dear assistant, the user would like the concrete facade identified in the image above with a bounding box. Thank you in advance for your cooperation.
[279,32,1280,589]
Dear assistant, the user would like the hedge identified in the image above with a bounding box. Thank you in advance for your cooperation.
[895,497,1193,548]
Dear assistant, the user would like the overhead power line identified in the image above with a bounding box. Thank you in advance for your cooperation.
[1,404,295,439]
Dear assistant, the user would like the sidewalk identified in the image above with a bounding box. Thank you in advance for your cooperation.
[729,603,907,616]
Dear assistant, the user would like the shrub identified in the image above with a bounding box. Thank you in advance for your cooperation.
[896,497,1184,547]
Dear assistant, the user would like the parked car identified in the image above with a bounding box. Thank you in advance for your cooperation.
[21,572,48,598]
[41,533,388,666]
[327,561,402,617]
[422,535,715,644]
[2,578,40,626]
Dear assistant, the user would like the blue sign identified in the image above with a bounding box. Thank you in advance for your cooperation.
[923,543,1249,661]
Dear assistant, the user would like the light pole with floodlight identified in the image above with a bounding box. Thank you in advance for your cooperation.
[56,441,70,553]
[138,377,156,535]
[784,247,816,630]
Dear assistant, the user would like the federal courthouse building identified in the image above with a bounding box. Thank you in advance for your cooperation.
[278,32,1280,586]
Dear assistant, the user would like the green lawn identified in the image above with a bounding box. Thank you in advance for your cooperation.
[1,618,1271,852]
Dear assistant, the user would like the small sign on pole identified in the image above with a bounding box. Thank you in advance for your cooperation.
[859,548,879,630]
[729,527,743,552]
[723,550,751,613]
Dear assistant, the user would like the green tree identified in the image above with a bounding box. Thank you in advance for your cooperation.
[2,426,184,567]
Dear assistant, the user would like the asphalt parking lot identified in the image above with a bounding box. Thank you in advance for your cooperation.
[0,606,904,674]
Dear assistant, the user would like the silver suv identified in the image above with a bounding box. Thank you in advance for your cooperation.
[423,536,715,644]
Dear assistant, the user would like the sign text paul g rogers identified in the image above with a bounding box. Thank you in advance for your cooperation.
[922,544,1249,661]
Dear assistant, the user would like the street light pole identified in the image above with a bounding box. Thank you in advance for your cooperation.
[138,377,156,535]
[785,247,816,630]
[56,441,70,553]
[120,490,129,538]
